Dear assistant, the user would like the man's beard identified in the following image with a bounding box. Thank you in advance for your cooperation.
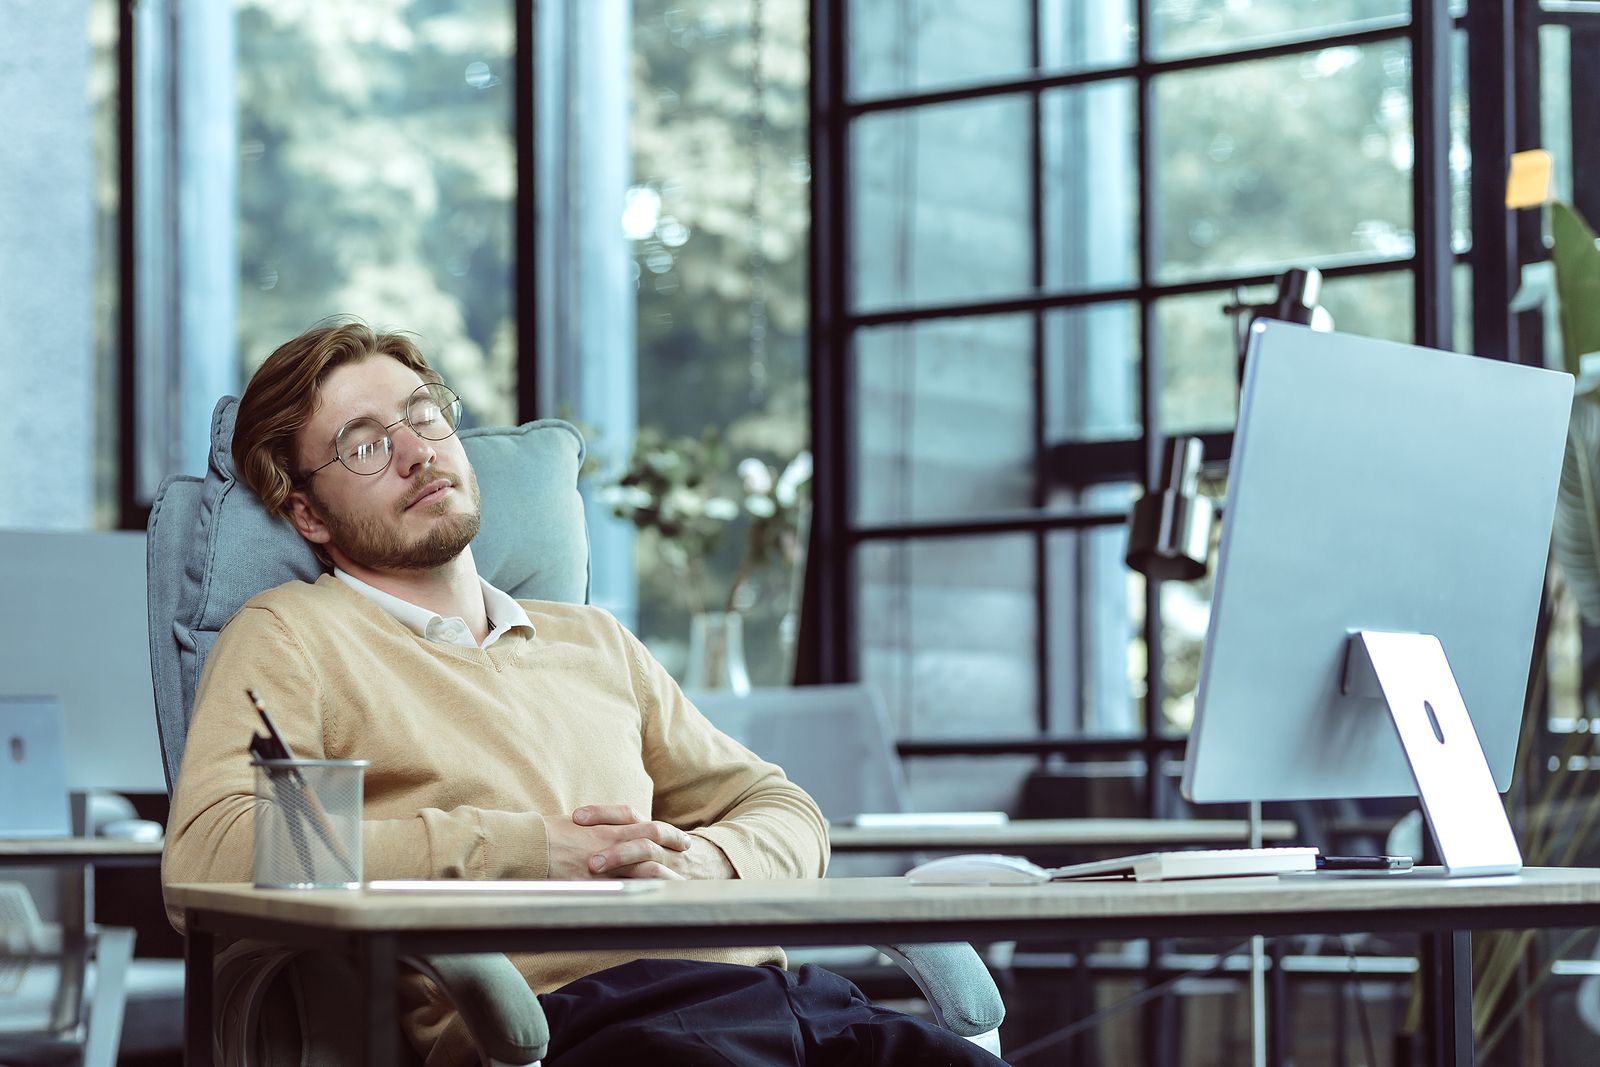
[309,466,482,572]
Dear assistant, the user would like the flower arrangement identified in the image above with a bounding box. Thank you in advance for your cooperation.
[599,425,812,616]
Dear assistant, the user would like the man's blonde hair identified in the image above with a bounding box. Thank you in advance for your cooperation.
[233,319,442,521]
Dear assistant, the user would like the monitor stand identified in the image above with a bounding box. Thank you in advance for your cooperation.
[1341,631,1523,876]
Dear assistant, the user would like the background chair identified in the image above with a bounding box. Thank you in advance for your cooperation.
[0,793,177,1067]
[688,683,910,883]
[148,397,1002,1064]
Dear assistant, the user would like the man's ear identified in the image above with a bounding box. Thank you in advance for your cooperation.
[286,489,333,546]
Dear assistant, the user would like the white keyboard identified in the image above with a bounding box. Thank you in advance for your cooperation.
[1047,846,1320,882]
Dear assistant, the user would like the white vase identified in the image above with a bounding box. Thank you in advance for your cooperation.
[685,611,752,695]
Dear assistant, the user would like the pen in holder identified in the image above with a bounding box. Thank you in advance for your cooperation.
[251,757,366,889]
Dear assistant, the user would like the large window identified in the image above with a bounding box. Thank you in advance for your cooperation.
[235,2,517,420]
[57,0,811,692]
[810,0,1469,814]
[624,0,811,681]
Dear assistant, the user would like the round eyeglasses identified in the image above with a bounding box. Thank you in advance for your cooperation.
[299,382,462,481]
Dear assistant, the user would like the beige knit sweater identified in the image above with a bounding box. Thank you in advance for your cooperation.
[163,575,829,1062]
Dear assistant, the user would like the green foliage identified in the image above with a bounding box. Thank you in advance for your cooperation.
[1554,390,1600,625]
[1551,202,1600,624]
[601,427,811,616]
[1550,201,1600,378]
[1474,201,1600,1061]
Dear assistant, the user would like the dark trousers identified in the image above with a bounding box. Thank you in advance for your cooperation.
[539,958,1006,1067]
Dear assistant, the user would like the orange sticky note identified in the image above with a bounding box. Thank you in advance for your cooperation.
[1506,149,1553,208]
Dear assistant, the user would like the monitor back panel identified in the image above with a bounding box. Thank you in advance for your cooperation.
[1184,322,1573,803]
[0,531,165,792]
[0,696,72,837]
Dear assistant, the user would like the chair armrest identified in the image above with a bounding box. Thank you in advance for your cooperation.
[214,944,548,1066]
[874,942,1004,1038]
[405,953,549,1067]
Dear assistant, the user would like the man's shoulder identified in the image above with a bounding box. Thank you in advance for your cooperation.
[516,598,608,627]
[517,599,636,643]
[228,575,351,630]
[244,574,338,607]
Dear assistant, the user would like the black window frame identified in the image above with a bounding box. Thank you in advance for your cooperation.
[803,0,1547,815]
[112,0,544,532]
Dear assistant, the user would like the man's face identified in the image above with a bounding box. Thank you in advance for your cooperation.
[287,356,482,573]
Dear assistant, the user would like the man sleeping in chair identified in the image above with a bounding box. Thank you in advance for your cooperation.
[162,320,1003,1067]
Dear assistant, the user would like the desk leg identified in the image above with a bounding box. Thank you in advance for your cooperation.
[185,915,215,1067]
[1424,930,1473,1067]
[357,934,400,1067]
[47,861,90,1037]
[82,926,134,1067]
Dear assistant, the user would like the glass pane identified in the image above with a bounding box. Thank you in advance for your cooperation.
[854,315,1036,525]
[1046,488,1144,737]
[904,756,1038,817]
[852,95,1034,311]
[1450,28,1470,253]
[629,0,811,687]
[1159,475,1223,733]
[1154,286,1269,434]
[1453,262,1473,354]
[857,534,1039,739]
[90,0,119,527]
[1156,273,1412,434]
[1541,26,1573,205]
[848,0,1136,101]
[1042,80,1140,290]
[1044,302,1142,442]
[1152,42,1415,284]
[1318,270,1413,342]
[1149,0,1408,61]
[236,0,517,424]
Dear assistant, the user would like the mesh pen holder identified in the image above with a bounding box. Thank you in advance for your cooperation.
[252,758,366,889]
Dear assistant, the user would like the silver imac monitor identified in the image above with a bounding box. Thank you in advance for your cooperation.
[0,530,166,793]
[1181,321,1573,875]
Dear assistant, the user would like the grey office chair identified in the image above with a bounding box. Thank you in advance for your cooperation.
[147,397,1003,1065]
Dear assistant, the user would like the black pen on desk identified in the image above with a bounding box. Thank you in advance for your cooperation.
[1317,855,1414,872]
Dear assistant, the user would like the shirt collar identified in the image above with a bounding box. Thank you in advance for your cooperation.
[333,568,535,649]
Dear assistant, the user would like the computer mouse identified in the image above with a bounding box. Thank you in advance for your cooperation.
[905,853,1051,886]
[100,818,164,843]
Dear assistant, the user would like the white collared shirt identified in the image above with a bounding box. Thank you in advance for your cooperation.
[333,568,535,650]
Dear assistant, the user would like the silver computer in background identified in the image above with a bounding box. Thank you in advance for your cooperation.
[0,530,166,794]
[0,696,72,837]
[1182,321,1573,876]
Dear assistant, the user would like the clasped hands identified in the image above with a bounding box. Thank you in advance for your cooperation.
[547,804,735,881]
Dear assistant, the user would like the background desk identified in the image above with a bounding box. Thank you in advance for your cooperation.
[0,837,163,1067]
[174,868,1600,1067]
[0,838,163,867]
[826,817,1297,853]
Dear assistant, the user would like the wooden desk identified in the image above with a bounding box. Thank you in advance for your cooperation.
[0,837,162,1067]
[826,817,1297,853]
[174,868,1600,1067]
